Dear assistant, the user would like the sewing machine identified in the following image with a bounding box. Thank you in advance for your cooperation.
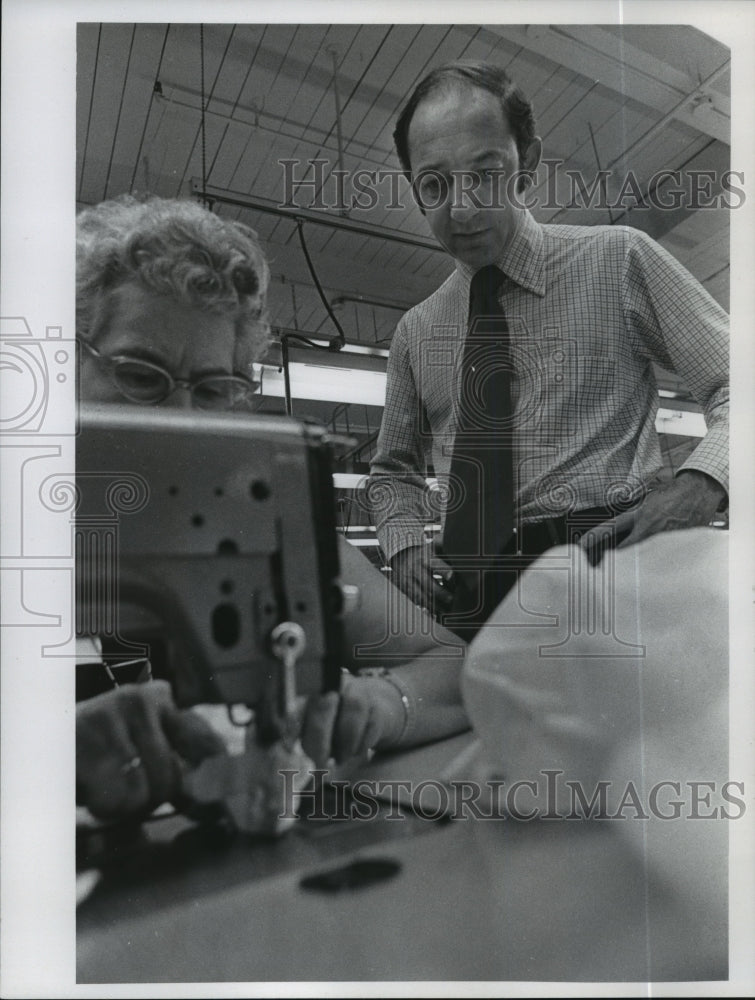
[76,405,351,831]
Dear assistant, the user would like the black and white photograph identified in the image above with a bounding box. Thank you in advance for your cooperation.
[1,1,754,995]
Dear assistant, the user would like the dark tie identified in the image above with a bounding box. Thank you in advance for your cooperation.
[442,264,515,630]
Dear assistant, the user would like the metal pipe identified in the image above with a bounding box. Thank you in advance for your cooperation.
[587,120,615,226]
[269,328,389,361]
[328,46,348,217]
[270,276,409,315]
[155,80,394,166]
[331,292,412,312]
[337,427,380,464]
[190,179,444,254]
[280,335,293,416]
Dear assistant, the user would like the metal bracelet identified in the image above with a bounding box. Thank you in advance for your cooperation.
[360,667,414,747]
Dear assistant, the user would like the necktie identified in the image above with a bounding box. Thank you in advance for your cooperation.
[442,264,515,628]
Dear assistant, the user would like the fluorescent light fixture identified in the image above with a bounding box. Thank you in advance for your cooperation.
[260,364,706,439]
[280,337,389,359]
[332,473,370,489]
[333,473,439,490]
[655,407,706,438]
[260,362,386,406]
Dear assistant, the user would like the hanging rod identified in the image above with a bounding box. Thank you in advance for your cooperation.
[190,179,444,254]
[268,276,411,316]
[331,292,412,312]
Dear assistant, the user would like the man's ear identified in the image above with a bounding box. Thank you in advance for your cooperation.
[515,137,542,195]
[522,136,542,177]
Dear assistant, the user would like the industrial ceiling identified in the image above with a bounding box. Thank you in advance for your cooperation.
[76,21,731,475]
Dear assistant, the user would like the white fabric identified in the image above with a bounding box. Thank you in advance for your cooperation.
[463,528,729,920]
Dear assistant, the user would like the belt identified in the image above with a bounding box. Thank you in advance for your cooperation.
[510,504,618,557]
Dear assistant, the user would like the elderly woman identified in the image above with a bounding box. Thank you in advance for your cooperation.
[76,195,271,411]
[75,194,467,822]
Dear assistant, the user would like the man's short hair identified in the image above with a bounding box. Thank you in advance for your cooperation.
[393,61,537,178]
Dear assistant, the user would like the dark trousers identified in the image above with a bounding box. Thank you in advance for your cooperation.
[442,504,617,640]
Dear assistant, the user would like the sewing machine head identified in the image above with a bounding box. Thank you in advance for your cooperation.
[76,405,345,711]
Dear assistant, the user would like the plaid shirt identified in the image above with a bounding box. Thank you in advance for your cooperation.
[369,210,729,561]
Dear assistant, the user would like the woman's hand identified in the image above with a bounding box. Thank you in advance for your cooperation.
[300,672,407,768]
[76,680,225,821]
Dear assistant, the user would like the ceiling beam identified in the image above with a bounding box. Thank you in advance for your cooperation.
[612,139,731,241]
[482,24,730,145]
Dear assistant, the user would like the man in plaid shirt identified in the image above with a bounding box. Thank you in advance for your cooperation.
[369,61,728,620]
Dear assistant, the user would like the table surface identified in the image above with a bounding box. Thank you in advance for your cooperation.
[77,733,728,985]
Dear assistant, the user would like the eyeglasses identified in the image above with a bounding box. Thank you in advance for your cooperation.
[80,339,260,411]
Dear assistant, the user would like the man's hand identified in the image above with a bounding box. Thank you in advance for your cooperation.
[301,672,407,768]
[76,680,225,821]
[388,543,455,614]
[581,470,726,559]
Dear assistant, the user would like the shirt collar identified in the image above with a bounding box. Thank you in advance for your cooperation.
[456,209,546,296]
